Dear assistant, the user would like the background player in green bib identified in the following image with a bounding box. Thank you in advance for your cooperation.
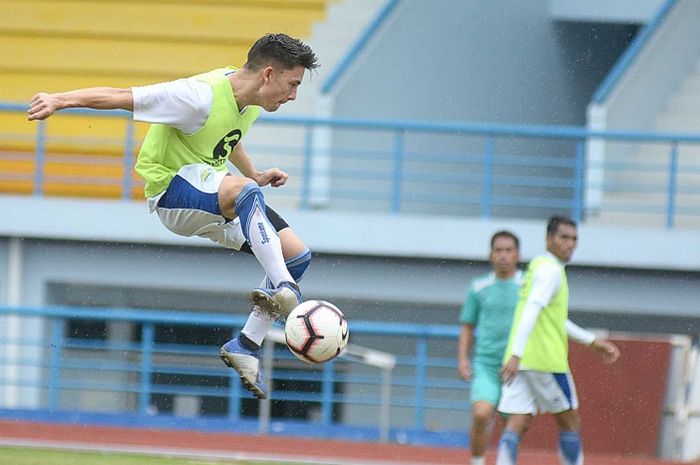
[458,231,522,465]
[28,34,320,400]
[495,216,620,465]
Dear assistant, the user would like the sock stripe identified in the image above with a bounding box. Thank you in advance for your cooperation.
[286,248,311,282]
[286,248,311,266]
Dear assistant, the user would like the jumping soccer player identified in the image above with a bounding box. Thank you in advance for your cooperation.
[28,33,320,400]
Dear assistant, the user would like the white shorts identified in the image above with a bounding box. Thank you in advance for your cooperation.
[497,371,579,415]
[147,164,246,250]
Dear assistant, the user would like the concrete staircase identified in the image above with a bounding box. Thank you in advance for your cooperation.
[592,56,700,229]
[244,0,386,209]
[0,0,331,200]
[280,0,386,116]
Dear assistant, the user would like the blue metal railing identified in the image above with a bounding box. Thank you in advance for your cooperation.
[321,0,402,94]
[2,101,700,227]
[0,305,467,445]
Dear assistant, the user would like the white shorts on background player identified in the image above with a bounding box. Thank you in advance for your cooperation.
[498,370,579,415]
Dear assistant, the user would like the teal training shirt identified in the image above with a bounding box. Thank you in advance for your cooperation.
[459,271,523,366]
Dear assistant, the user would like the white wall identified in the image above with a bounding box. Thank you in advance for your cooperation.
[549,0,664,23]
[329,0,635,126]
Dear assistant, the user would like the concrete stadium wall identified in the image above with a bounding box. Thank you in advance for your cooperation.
[319,0,640,217]
[0,196,698,452]
[328,0,637,126]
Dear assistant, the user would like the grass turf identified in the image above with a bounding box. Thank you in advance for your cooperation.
[0,446,318,465]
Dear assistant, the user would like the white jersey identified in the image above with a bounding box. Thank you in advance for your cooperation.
[132,78,213,134]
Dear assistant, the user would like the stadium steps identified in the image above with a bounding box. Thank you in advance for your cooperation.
[590,50,700,228]
[0,150,144,199]
[242,0,386,209]
[0,0,331,199]
[591,148,700,229]
[0,0,327,93]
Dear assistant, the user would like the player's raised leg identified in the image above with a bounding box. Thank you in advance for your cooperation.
[221,226,311,399]
[219,177,302,315]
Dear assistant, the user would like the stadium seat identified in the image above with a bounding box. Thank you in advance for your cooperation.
[0,0,329,199]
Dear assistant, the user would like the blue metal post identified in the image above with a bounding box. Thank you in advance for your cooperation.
[48,318,64,410]
[390,131,405,213]
[139,323,154,414]
[122,119,135,200]
[227,328,242,420]
[34,120,46,196]
[321,360,335,425]
[666,142,679,228]
[572,140,585,222]
[301,125,313,210]
[414,337,427,429]
[481,136,495,218]
[321,0,402,94]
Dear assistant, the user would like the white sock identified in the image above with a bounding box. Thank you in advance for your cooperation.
[246,205,294,287]
[472,457,486,465]
[241,277,277,346]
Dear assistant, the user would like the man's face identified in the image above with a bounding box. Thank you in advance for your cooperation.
[489,236,519,276]
[259,65,304,112]
[547,223,578,263]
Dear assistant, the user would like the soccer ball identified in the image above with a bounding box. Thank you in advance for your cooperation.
[284,300,349,364]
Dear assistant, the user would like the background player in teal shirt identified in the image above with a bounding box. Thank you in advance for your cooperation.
[458,231,522,465]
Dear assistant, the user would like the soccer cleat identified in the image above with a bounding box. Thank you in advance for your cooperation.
[220,336,268,400]
[251,281,302,319]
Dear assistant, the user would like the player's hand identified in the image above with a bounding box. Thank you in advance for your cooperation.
[256,167,288,188]
[591,338,620,364]
[500,355,520,385]
[458,358,472,380]
[28,93,59,121]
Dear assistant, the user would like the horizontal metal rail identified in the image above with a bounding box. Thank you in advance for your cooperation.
[0,305,467,445]
[2,101,700,227]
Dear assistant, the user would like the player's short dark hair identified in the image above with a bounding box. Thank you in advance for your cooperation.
[490,230,519,250]
[546,215,577,236]
[244,33,319,71]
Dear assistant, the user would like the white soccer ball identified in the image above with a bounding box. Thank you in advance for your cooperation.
[284,300,349,364]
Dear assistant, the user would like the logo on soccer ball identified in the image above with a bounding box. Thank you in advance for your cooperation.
[284,300,349,364]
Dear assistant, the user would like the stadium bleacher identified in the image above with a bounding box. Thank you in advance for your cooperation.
[0,0,330,198]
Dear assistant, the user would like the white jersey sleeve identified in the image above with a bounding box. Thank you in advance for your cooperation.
[565,319,596,345]
[132,78,213,135]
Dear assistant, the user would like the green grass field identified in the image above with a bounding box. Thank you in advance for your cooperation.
[0,446,320,465]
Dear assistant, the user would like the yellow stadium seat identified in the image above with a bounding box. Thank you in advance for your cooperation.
[1,0,328,199]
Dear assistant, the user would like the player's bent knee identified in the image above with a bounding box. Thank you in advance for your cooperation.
[221,177,260,217]
[506,414,532,435]
[473,409,491,421]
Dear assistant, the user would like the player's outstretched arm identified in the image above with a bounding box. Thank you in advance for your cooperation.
[28,87,134,121]
[590,338,620,364]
